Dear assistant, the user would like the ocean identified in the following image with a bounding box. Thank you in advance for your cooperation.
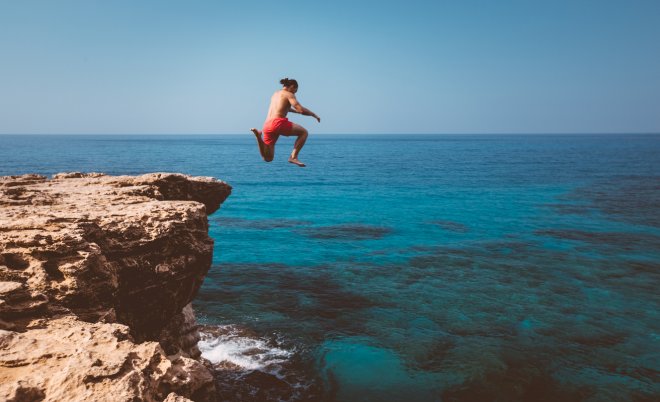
[1,134,659,401]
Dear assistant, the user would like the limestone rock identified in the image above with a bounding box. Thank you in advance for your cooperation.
[0,172,231,337]
[0,317,214,402]
[163,393,195,402]
[0,172,231,401]
[160,303,204,358]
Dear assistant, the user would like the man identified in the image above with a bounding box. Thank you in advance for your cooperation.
[251,78,320,167]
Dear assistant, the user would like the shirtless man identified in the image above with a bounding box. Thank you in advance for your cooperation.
[251,78,320,167]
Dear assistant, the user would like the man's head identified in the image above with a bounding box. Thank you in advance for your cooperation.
[280,77,298,93]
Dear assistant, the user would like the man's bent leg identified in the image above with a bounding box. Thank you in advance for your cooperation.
[287,123,308,167]
[251,128,274,162]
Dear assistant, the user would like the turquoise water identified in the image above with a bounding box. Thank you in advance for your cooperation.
[1,134,659,401]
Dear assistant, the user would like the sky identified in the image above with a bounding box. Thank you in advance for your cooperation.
[1,0,659,134]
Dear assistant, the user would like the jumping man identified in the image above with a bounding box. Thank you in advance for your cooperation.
[251,78,320,167]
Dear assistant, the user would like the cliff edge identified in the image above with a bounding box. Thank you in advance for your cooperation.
[0,172,232,402]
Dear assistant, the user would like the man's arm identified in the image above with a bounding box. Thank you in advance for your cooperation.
[301,107,321,122]
[288,93,305,114]
[288,93,321,122]
[289,106,319,117]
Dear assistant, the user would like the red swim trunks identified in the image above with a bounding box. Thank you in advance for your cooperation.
[262,117,293,146]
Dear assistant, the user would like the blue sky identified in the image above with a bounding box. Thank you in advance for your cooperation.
[1,0,659,134]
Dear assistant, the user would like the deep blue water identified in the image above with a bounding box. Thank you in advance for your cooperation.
[1,134,659,401]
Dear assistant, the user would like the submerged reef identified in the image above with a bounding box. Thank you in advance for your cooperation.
[0,172,231,402]
[301,224,392,240]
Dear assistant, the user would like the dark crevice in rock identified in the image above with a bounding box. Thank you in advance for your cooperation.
[43,261,64,281]
[7,385,46,402]
[1,254,30,270]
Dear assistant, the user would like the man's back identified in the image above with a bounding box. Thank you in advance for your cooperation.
[266,90,292,120]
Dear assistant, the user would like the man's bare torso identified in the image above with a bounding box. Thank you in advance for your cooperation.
[266,90,293,120]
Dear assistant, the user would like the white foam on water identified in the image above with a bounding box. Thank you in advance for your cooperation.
[198,325,293,374]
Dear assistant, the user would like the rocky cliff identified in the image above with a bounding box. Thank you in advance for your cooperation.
[0,172,232,402]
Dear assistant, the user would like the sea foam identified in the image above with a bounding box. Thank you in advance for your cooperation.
[198,325,292,374]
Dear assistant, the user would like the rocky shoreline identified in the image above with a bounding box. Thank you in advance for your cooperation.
[0,172,231,402]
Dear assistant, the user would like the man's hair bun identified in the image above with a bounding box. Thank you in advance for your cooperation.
[280,77,298,87]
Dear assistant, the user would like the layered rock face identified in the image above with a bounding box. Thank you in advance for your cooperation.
[0,173,231,402]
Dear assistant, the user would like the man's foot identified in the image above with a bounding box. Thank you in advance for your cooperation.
[251,128,261,138]
[288,157,306,167]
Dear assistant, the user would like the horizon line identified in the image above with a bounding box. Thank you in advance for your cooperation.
[1,132,660,136]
